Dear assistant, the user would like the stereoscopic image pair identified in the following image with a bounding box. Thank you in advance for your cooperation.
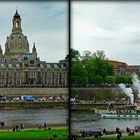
[0,1,139,140]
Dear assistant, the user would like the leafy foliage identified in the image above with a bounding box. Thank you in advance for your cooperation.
[105,76,115,84]
[71,49,133,86]
[70,48,81,61]
[71,49,114,85]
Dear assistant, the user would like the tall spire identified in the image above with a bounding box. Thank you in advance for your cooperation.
[16,7,18,13]
[32,42,36,53]
[33,42,35,48]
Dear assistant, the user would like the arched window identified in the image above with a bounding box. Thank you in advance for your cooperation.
[16,21,19,28]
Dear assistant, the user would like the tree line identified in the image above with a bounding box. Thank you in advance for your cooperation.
[71,48,134,86]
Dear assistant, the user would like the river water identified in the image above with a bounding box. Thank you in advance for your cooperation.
[71,88,140,131]
[0,108,67,128]
[71,112,140,131]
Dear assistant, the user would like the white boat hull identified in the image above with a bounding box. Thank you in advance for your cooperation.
[101,114,140,119]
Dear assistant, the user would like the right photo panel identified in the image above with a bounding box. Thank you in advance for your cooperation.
[71,1,140,139]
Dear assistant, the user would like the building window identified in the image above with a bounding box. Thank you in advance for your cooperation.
[24,57,27,60]
[16,21,19,28]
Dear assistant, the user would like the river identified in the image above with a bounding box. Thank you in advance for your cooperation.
[0,108,67,128]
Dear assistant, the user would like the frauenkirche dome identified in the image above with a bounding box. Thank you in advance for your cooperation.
[5,10,29,54]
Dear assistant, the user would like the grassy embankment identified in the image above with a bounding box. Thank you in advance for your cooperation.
[0,128,68,140]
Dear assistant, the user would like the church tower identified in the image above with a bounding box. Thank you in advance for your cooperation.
[12,9,22,33]
[5,9,29,61]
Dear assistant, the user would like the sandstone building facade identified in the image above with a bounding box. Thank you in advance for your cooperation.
[0,10,68,87]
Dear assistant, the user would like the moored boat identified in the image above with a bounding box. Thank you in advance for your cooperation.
[100,104,140,119]
[101,113,140,119]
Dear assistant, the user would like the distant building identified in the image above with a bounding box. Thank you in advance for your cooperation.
[129,65,140,76]
[108,60,132,76]
[0,10,68,87]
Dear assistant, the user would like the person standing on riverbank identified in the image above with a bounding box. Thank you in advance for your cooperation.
[44,123,47,130]
[12,125,16,132]
[116,133,121,140]
[16,125,19,131]
[20,124,24,130]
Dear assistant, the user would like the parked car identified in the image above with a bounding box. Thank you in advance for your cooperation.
[0,95,7,101]
[21,96,35,101]
[13,97,21,102]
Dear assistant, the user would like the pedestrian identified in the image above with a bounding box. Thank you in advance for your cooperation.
[0,122,4,127]
[38,124,42,129]
[103,128,106,135]
[119,130,122,137]
[126,127,130,133]
[20,124,24,129]
[44,123,47,130]
[16,125,19,131]
[116,133,121,140]
[116,127,119,133]
[41,123,44,129]
[12,125,16,132]
[82,129,85,137]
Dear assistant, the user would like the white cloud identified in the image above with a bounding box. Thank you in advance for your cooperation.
[72,2,140,65]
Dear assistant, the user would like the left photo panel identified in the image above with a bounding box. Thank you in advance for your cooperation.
[0,1,69,140]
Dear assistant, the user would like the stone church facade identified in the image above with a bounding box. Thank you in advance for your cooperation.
[0,10,68,87]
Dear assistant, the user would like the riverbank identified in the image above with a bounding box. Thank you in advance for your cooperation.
[71,102,126,112]
[77,135,140,140]
[71,87,138,101]
[0,102,68,109]
[0,127,68,140]
[76,131,140,140]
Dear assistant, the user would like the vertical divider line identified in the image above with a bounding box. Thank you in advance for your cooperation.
[68,0,71,139]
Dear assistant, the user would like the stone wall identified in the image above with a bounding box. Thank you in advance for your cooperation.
[0,102,68,109]
[0,88,68,97]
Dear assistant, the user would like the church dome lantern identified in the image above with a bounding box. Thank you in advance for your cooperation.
[5,9,29,54]
[12,9,22,33]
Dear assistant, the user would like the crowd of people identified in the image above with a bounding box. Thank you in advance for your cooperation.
[38,122,48,130]
[12,124,24,132]
[0,122,51,132]
[71,126,140,139]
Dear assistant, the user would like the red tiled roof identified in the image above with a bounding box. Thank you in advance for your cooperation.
[108,60,131,70]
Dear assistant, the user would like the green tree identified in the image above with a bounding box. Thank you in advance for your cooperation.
[92,50,107,60]
[115,76,128,84]
[82,50,92,60]
[70,48,81,61]
[92,75,104,84]
[92,58,114,79]
[105,76,115,84]
[71,49,114,86]
[84,60,95,84]
[126,76,132,84]
[71,61,87,86]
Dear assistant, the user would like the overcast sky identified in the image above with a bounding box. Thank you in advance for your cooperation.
[72,2,140,65]
[0,1,68,62]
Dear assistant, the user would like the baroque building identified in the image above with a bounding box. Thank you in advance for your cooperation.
[0,10,68,87]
